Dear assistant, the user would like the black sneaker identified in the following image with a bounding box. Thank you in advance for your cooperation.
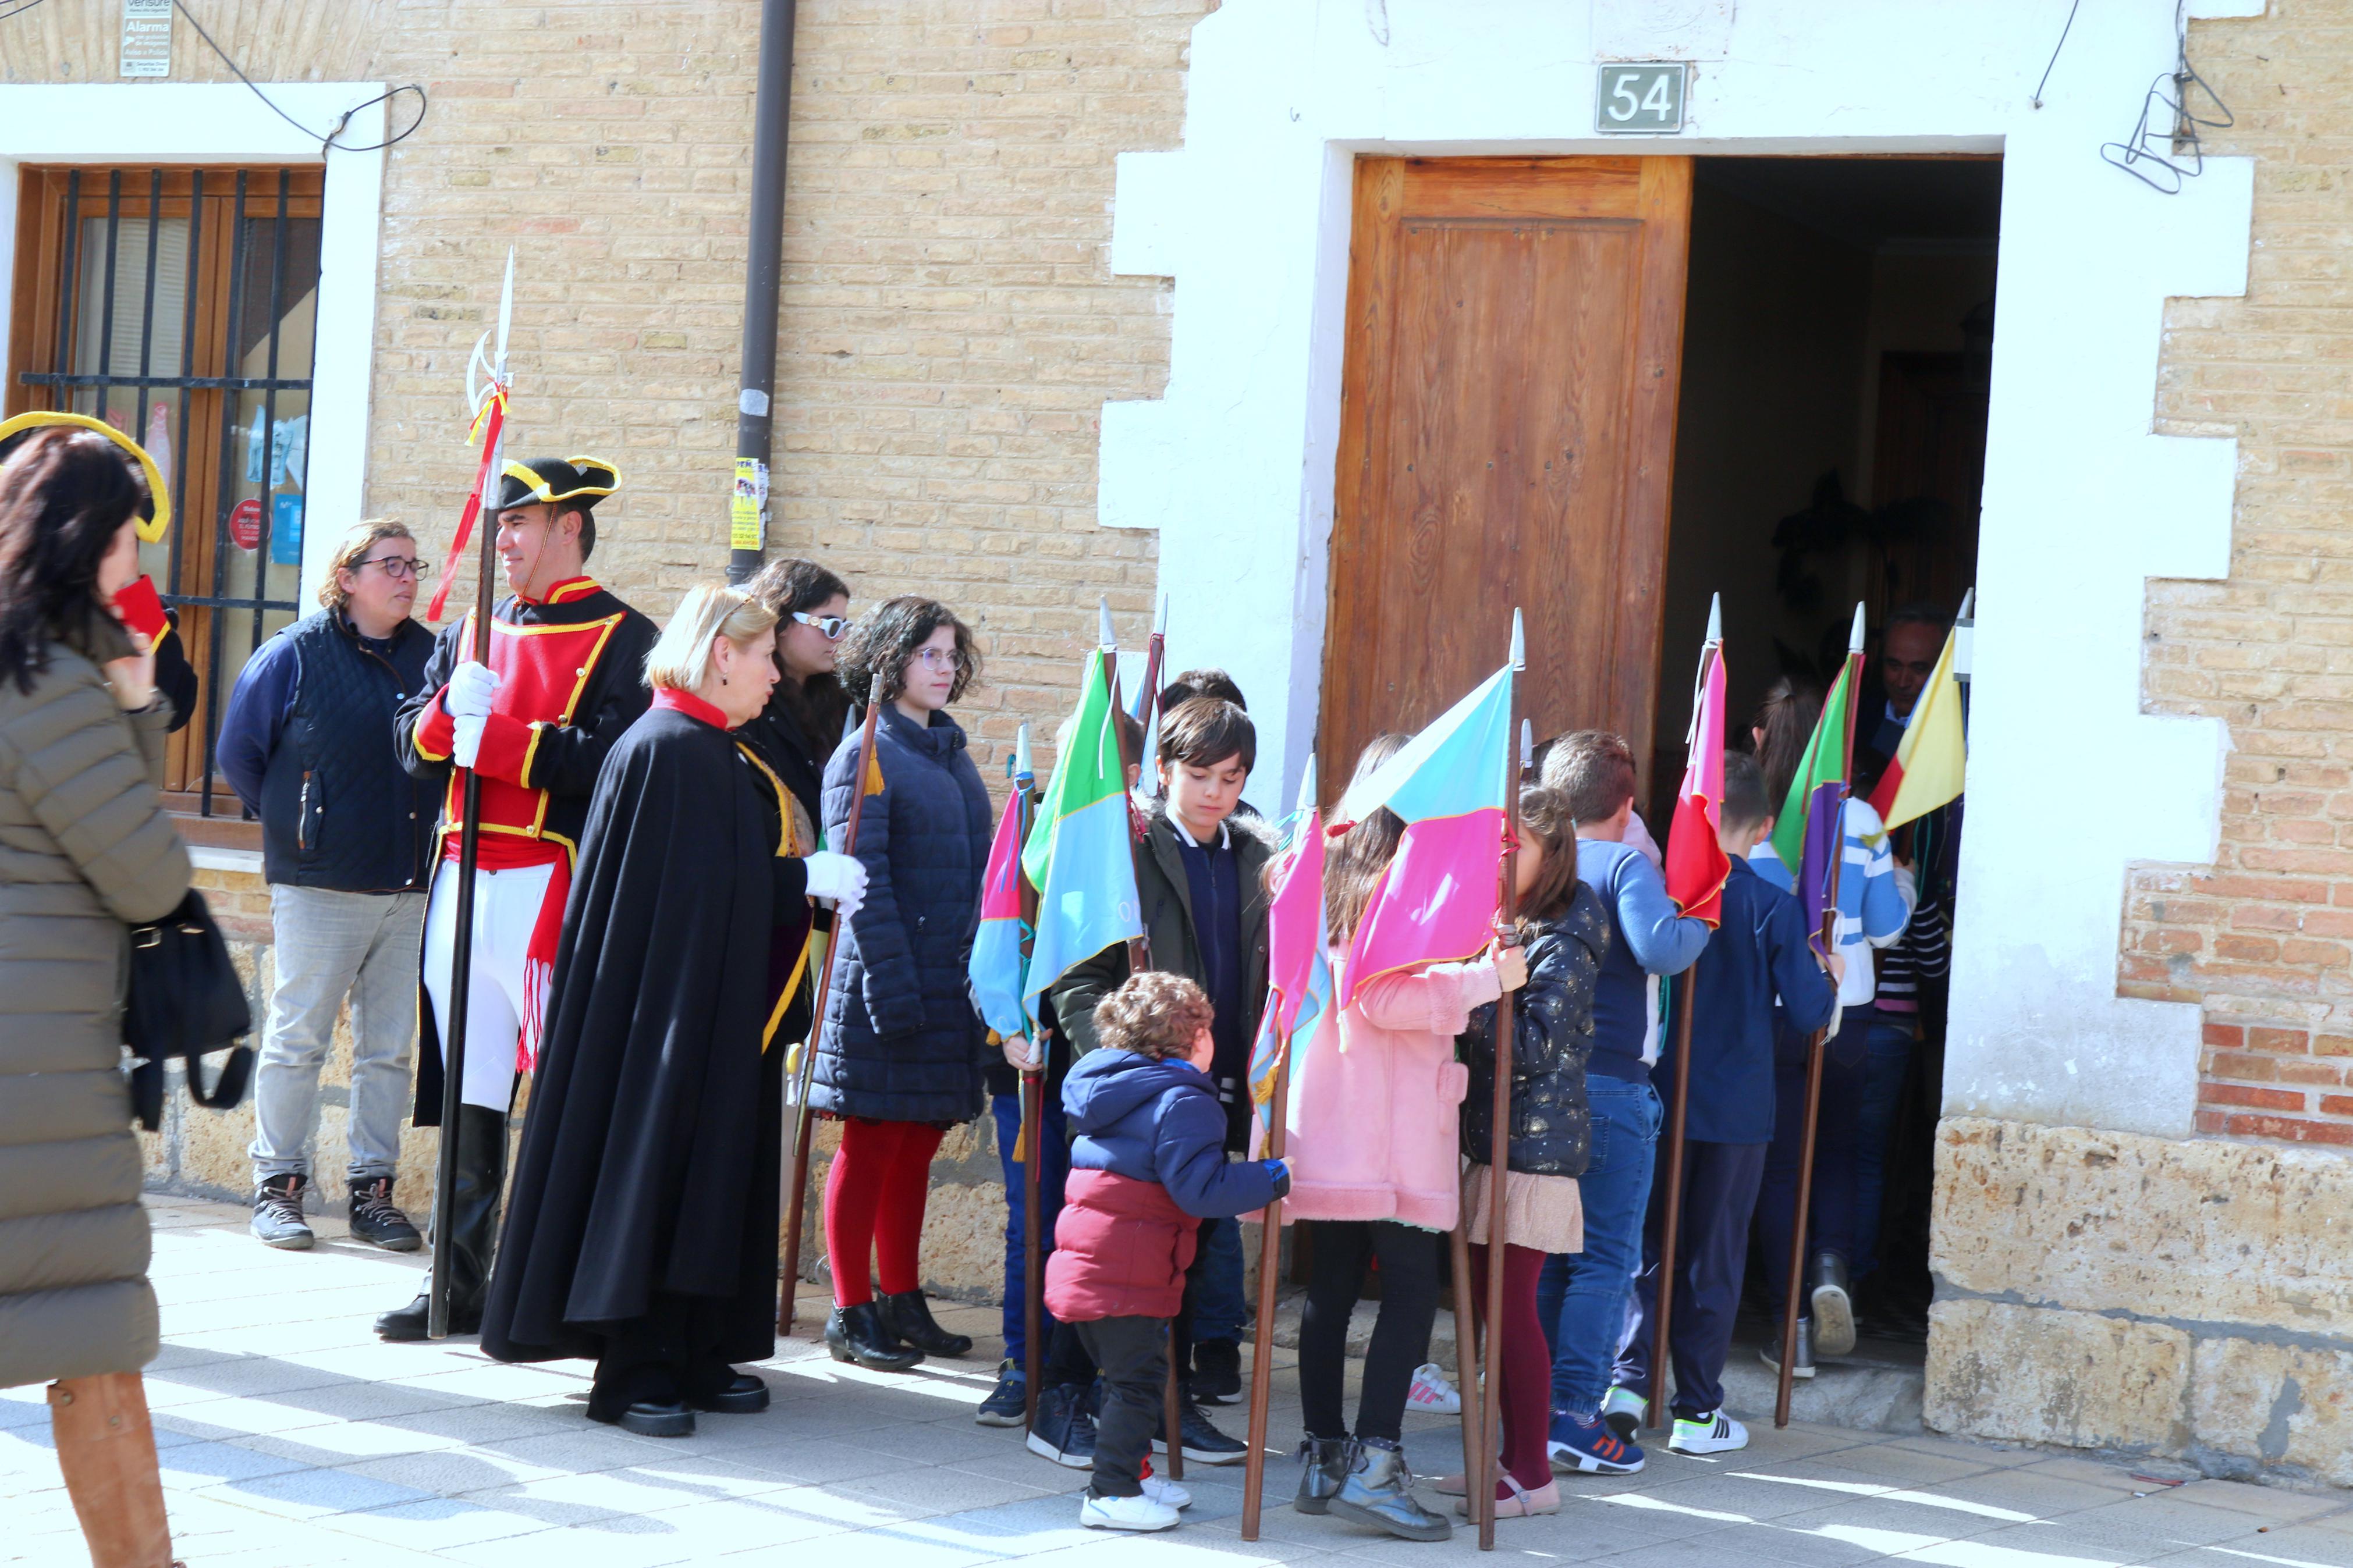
[347,1176,422,1252]
[1192,1338,1243,1405]
[251,1173,314,1250]
[977,1359,1027,1427]
[1153,1393,1248,1465]
[1024,1382,1097,1469]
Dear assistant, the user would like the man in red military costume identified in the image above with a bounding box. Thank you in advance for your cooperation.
[375,455,658,1341]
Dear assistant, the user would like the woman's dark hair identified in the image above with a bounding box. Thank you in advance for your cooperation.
[744,554,851,740]
[836,594,979,707]
[0,429,148,693]
[1514,786,1585,925]
[1325,732,1410,945]
[1752,675,1824,812]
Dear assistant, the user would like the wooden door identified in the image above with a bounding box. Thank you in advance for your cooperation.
[1321,157,1692,800]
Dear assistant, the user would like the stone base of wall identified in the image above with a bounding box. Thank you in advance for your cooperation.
[1929,1117,2353,1488]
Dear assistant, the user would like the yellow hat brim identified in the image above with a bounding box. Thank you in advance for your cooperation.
[0,411,172,544]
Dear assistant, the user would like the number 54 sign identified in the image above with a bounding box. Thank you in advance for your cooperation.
[1596,62,1688,134]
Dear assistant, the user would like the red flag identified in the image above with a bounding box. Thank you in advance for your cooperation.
[1663,631,1729,928]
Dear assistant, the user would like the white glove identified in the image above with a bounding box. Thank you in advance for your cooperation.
[453,712,487,770]
[803,850,868,917]
[446,660,500,719]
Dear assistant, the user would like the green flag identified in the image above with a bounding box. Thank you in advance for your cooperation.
[1768,657,1853,872]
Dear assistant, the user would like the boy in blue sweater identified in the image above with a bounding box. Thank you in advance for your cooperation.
[1611,752,1839,1456]
[1534,732,1710,1474]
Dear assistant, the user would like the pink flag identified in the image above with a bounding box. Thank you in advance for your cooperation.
[1333,664,1514,1007]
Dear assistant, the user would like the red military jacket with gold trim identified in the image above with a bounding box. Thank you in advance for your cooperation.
[394,577,659,867]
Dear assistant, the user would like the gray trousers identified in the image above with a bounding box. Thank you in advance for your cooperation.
[249,884,427,1185]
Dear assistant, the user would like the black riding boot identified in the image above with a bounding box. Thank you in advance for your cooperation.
[375,1105,508,1341]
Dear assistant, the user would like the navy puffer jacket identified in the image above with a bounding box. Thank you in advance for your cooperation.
[810,705,994,1125]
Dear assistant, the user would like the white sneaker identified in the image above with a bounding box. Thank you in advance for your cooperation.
[1600,1383,1648,1440]
[1080,1491,1181,1531]
[1669,1408,1748,1456]
[1140,1473,1193,1510]
[1407,1362,1461,1414]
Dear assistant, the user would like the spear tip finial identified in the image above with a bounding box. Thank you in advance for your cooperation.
[1296,756,1318,815]
[1848,600,1866,656]
[1957,586,1976,621]
[1013,721,1033,783]
[1098,597,1116,652]
[1706,592,1722,646]
[1154,593,1169,635]
[1509,607,1526,671]
[1520,717,1534,773]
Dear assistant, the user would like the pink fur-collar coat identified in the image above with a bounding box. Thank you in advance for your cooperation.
[1270,952,1502,1233]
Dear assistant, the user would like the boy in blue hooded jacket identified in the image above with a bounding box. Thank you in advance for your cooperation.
[1048,972,1289,1533]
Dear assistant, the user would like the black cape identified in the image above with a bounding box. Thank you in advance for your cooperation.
[480,702,812,1367]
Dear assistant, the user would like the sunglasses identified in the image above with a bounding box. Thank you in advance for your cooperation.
[793,611,850,640]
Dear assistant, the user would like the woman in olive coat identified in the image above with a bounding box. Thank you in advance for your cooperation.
[0,426,194,1567]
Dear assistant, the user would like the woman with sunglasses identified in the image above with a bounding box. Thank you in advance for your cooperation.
[740,558,852,851]
[810,596,995,1370]
[740,559,853,1057]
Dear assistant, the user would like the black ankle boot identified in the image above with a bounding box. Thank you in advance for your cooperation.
[876,1289,973,1358]
[1294,1435,1350,1514]
[375,1105,507,1342]
[826,1302,923,1371]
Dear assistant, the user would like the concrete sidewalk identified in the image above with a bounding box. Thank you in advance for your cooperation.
[4,1196,2348,1567]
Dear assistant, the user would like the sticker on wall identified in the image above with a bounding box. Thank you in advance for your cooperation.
[228,497,262,553]
[1595,62,1687,134]
[271,495,304,567]
[730,457,768,552]
[120,0,171,79]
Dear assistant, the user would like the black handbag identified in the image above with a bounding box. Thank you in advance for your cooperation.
[124,888,254,1132]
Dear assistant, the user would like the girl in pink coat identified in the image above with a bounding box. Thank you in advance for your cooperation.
[1282,735,1527,1544]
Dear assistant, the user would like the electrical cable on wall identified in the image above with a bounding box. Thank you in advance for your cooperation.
[172,0,428,155]
[2102,0,2232,194]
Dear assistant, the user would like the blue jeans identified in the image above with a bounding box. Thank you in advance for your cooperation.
[992,1086,1069,1365]
[1537,1075,1662,1420]
[1852,1015,1918,1279]
[1193,1214,1247,1345]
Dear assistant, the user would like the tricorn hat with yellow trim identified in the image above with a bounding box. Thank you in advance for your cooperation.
[496,454,620,514]
[0,410,171,543]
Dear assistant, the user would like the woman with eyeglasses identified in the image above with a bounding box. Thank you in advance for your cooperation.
[810,596,996,1371]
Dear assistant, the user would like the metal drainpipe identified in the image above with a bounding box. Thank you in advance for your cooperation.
[728,0,798,584]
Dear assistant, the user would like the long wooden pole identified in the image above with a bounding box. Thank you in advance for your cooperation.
[1238,1027,1293,1541]
[1774,629,1864,1426]
[428,394,504,1342]
[1646,632,1720,1426]
[1096,612,1180,1478]
[779,697,883,1334]
[1472,619,1526,1551]
[1010,737,1042,1430]
[1647,963,1698,1428]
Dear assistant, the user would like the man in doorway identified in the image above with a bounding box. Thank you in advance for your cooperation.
[373,457,658,1342]
[221,520,439,1253]
[1858,602,1949,784]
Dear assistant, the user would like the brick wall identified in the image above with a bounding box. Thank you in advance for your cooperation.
[2129,0,2353,1149]
[3,0,1206,781]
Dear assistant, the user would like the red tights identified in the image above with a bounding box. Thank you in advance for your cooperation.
[825,1118,945,1308]
[1467,1243,1552,1497]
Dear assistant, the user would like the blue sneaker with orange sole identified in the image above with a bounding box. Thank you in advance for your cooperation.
[1548,1409,1645,1475]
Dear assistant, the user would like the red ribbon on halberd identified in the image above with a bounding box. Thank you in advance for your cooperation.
[426,390,506,623]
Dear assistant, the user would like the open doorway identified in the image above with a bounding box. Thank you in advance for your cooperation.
[1649,155,1997,1360]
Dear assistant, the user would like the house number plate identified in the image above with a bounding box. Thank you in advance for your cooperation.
[1596,62,1687,134]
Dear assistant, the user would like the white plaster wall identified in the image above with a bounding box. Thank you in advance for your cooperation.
[0,83,386,606]
[1101,0,2255,1138]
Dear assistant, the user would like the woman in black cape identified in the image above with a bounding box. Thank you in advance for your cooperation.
[480,585,871,1437]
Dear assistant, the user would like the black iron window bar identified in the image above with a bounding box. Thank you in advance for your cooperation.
[17,166,316,819]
